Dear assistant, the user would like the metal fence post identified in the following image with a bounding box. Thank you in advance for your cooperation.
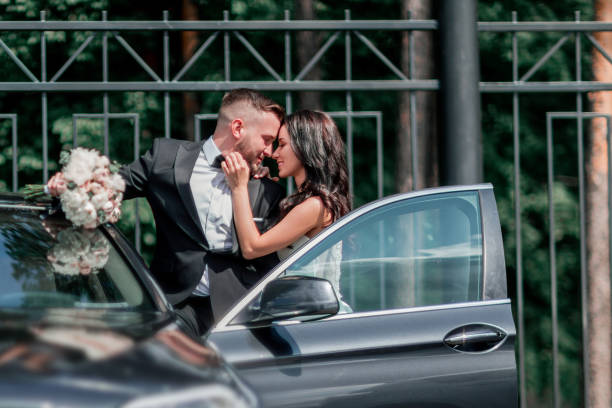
[439,0,482,185]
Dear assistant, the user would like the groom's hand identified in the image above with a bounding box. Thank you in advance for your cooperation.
[252,166,279,182]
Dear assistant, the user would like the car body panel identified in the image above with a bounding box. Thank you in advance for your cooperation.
[0,195,257,407]
[208,184,518,407]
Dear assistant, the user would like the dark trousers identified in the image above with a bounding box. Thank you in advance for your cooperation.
[174,295,214,338]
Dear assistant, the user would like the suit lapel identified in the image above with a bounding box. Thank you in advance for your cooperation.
[174,141,208,245]
[231,179,263,254]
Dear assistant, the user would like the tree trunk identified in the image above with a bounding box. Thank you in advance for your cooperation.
[294,0,321,110]
[181,0,200,141]
[587,1,612,407]
[392,0,436,310]
[396,0,437,193]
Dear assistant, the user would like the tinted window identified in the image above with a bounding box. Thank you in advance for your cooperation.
[0,210,155,311]
[283,191,483,313]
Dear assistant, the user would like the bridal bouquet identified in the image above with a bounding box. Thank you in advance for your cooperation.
[25,148,125,229]
[47,227,110,276]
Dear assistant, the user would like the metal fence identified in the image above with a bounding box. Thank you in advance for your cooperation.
[0,10,611,408]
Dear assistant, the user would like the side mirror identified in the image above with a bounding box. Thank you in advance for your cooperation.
[249,276,339,324]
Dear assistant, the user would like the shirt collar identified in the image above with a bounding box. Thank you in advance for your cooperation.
[203,136,222,166]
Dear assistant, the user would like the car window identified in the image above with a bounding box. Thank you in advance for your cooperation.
[0,210,155,311]
[281,191,483,313]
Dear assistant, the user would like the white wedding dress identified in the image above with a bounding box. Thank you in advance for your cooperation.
[278,236,352,314]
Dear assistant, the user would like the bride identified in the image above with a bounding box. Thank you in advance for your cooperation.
[222,109,351,310]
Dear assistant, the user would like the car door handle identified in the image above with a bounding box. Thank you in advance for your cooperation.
[443,324,507,352]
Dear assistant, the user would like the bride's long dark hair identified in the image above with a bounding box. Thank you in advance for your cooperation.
[279,110,351,223]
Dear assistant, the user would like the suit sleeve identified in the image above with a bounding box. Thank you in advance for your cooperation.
[261,179,286,232]
[119,138,159,200]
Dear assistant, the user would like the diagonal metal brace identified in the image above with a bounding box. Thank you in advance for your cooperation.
[50,35,96,82]
[113,33,162,82]
[354,31,408,80]
[520,33,570,82]
[0,38,38,82]
[295,31,341,81]
[173,32,219,82]
[233,31,283,82]
[585,33,612,68]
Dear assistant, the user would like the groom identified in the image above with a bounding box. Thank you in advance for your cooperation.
[120,88,285,337]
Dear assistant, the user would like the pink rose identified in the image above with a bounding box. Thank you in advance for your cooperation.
[47,172,68,196]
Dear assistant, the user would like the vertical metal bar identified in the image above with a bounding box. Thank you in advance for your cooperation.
[164,10,170,139]
[575,12,589,408]
[377,111,385,309]
[72,115,78,147]
[345,10,353,200]
[284,9,294,195]
[408,10,418,190]
[439,0,482,185]
[547,113,560,408]
[40,11,48,183]
[379,221,385,308]
[194,117,201,142]
[224,11,230,82]
[512,11,527,408]
[284,9,292,114]
[11,116,17,192]
[376,113,383,198]
[134,115,141,253]
[102,11,109,156]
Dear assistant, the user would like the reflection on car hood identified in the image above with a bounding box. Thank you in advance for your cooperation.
[0,308,255,407]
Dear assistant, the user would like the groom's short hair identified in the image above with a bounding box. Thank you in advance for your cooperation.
[218,88,285,124]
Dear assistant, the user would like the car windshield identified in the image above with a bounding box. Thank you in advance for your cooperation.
[0,208,156,312]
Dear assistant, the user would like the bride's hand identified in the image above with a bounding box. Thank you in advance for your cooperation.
[222,152,250,190]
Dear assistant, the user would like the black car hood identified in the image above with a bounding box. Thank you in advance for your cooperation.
[0,308,254,407]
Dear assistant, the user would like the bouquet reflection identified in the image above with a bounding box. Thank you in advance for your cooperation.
[44,220,110,276]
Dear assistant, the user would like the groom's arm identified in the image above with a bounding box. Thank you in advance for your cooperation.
[119,138,160,200]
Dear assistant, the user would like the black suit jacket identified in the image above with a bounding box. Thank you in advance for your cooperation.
[120,138,285,319]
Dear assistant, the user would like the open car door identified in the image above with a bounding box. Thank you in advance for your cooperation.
[208,184,517,408]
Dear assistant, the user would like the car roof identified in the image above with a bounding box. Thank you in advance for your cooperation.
[0,192,53,212]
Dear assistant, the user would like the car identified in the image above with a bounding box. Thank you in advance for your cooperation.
[207,184,518,407]
[0,183,517,408]
[0,193,258,408]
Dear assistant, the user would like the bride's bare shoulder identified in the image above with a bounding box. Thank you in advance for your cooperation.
[296,196,332,225]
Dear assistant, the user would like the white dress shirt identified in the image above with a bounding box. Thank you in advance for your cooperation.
[190,137,233,296]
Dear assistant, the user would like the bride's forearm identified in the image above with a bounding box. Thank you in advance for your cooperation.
[232,188,323,260]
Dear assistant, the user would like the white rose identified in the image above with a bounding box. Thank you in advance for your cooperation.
[106,173,125,193]
[89,181,104,195]
[63,148,98,186]
[81,202,98,227]
[102,201,114,213]
[96,155,110,168]
[91,193,109,210]
[60,189,88,212]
